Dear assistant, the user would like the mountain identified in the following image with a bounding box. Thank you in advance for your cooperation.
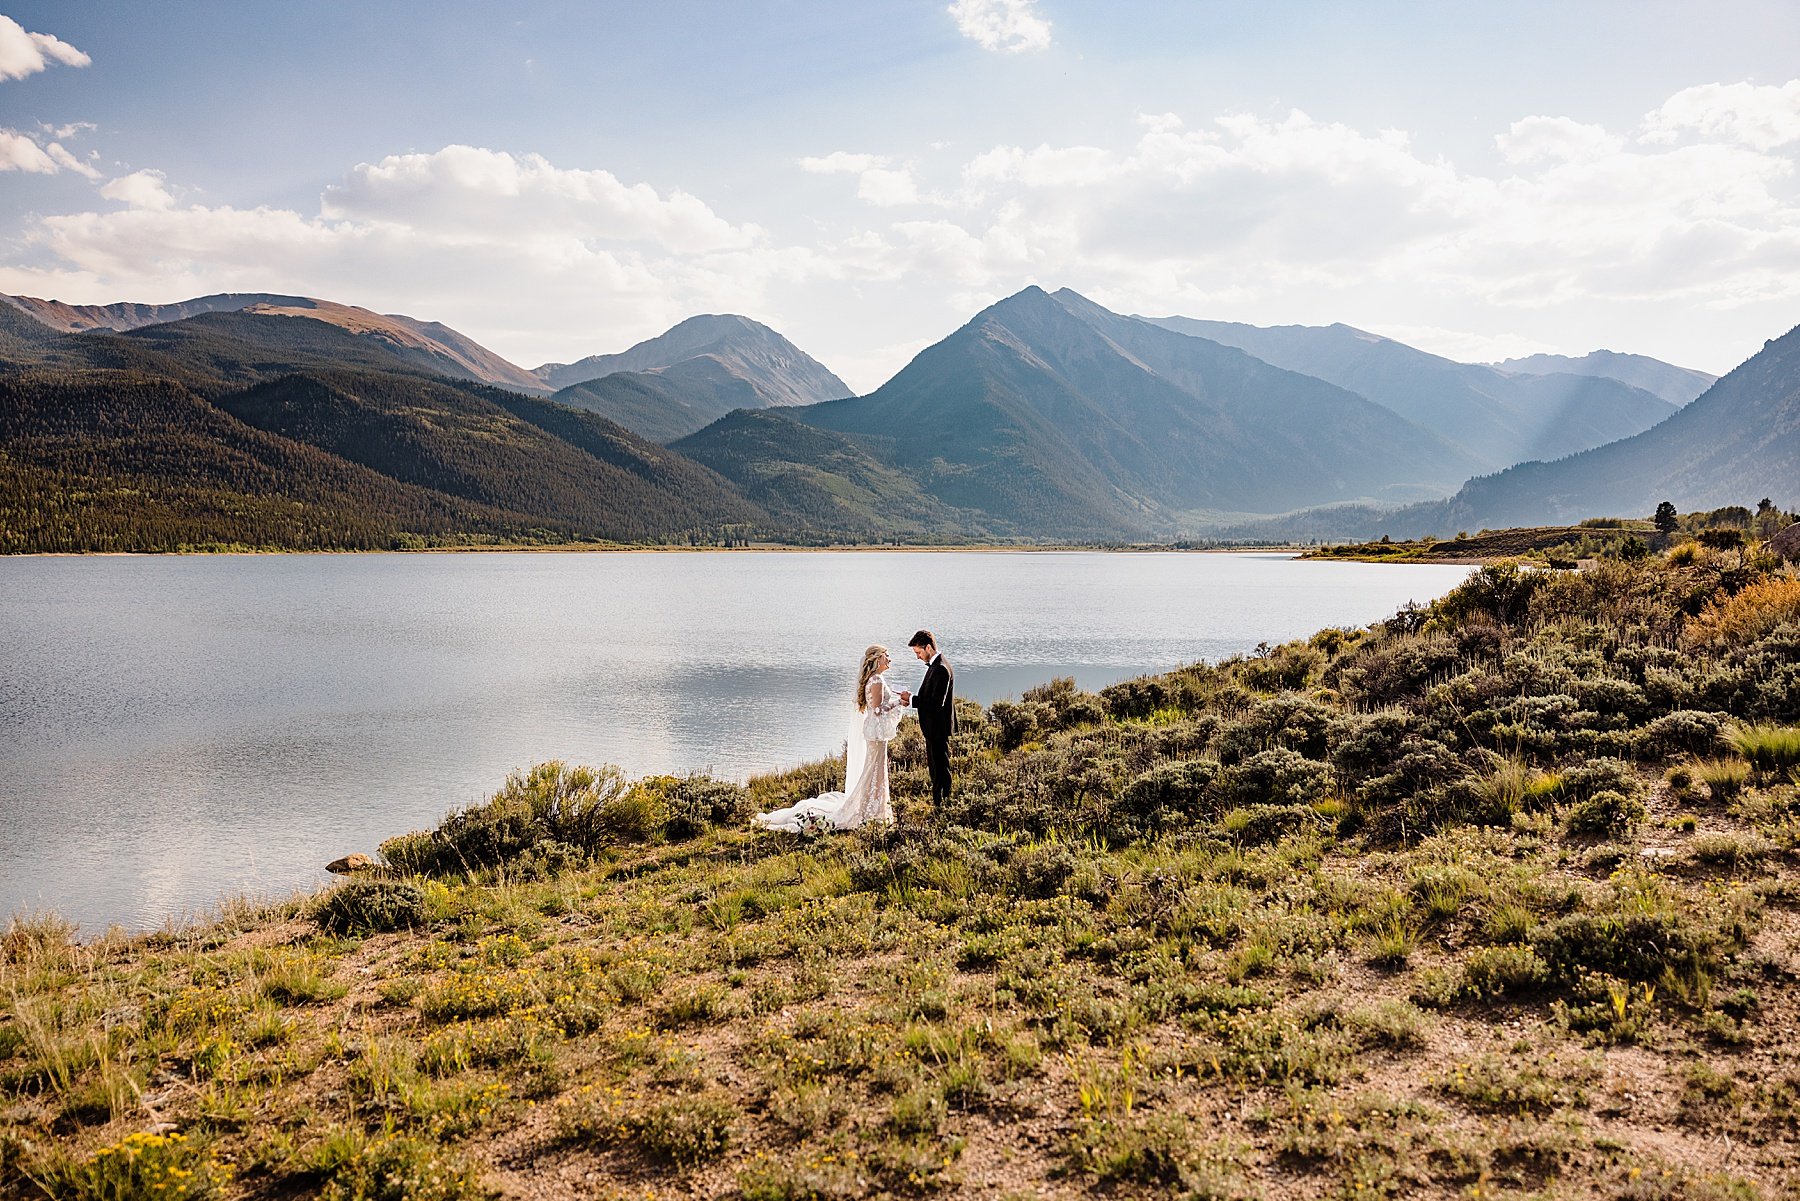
[1493,350,1717,407]
[0,292,549,393]
[534,314,850,407]
[1427,324,1800,529]
[671,408,990,539]
[216,371,760,541]
[0,301,771,551]
[1138,316,1677,472]
[0,372,542,553]
[775,287,1476,539]
[549,360,768,444]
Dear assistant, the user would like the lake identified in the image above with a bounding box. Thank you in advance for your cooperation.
[0,551,1474,932]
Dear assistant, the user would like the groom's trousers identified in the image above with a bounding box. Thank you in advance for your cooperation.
[925,736,952,804]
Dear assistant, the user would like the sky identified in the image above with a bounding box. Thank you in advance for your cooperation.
[1,1,1798,393]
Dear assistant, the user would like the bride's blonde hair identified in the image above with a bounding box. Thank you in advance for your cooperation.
[855,644,889,711]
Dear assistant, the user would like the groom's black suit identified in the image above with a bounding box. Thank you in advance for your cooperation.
[910,653,955,803]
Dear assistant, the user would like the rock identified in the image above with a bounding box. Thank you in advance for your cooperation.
[325,853,377,874]
[1769,522,1800,561]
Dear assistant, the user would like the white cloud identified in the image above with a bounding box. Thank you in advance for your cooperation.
[0,15,90,81]
[0,128,56,172]
[2,145,850,370]
[1642,80,1800,150]
[856,167,921,206]
[101,169,175,210]
[46,142,99,180]
[322,144,762,255]
[1496,116,1622,165]
[8,81,1800,390]
[0,122,99,177]
[800,151,933,207]
[947,0,1051,54]
[799,151,886,174]
[799,89,1800,328]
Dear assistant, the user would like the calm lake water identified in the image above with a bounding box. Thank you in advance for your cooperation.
[0,551,1473,932]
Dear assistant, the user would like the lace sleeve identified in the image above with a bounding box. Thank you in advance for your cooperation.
[863,676,906,741]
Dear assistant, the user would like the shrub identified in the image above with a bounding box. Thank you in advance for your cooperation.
[1219,747,1333,808]
[1432,561,1545,627]
[1239,641,1325,692]
[381,762,645,876]
[1219,803,1316,845]
[1213,694,1334,762]
[312,879,427,936]
[1534,907,1739,990]
[1331,633,1464,707]
[559,1089,734,1167]
[652,775,753,839]
[1560,757,1644,804]
[990,678,1108,749]
[1002,840,1082,899]
[1476,757,1563,818]
[1686,578,1800,648]
[632,1094,735,1166]
[1565,789,1646,837]
[1638,711,1727,758]
[39,1130,231,1201]
[1458,945,1550,999]
[314,1132,488,1201]
[1116,759,1224,836]
[1102,666,1214,721]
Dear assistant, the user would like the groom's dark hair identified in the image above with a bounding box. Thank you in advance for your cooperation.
[908,630,936,650]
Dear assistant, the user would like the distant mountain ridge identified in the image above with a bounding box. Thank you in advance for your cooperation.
[1493,349,1717,407]
[534,313,850,405]
[746,287,1479,539]
[1222,325,1800,541]
[3,281,1789,551]
[1435,324,1800,529]
[0,292,551,393]
[1138,315,1679,473]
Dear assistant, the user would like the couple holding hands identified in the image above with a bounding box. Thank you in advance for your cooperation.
[753,630,954,833]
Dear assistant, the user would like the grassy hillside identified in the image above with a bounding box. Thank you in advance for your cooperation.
[8,550,1800,1198]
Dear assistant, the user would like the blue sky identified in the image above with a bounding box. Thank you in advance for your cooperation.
[3,1,1798,390]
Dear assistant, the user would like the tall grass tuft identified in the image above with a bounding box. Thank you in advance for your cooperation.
[1724,722,1800,774]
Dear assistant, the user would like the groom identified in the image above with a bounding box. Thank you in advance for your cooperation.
[900,629,955,804]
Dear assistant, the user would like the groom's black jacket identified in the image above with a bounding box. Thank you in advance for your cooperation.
[911,656,956,740]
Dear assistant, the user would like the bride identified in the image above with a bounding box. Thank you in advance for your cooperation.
[753,644,906,832]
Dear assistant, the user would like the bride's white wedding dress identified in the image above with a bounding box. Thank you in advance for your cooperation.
[753,673,906,832]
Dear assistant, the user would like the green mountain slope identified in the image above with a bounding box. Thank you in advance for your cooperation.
[215,372,762,542]
[1141,315,1677,471]
[671,408,993,539]
[550,369,747,445]
[0,372,544,553]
